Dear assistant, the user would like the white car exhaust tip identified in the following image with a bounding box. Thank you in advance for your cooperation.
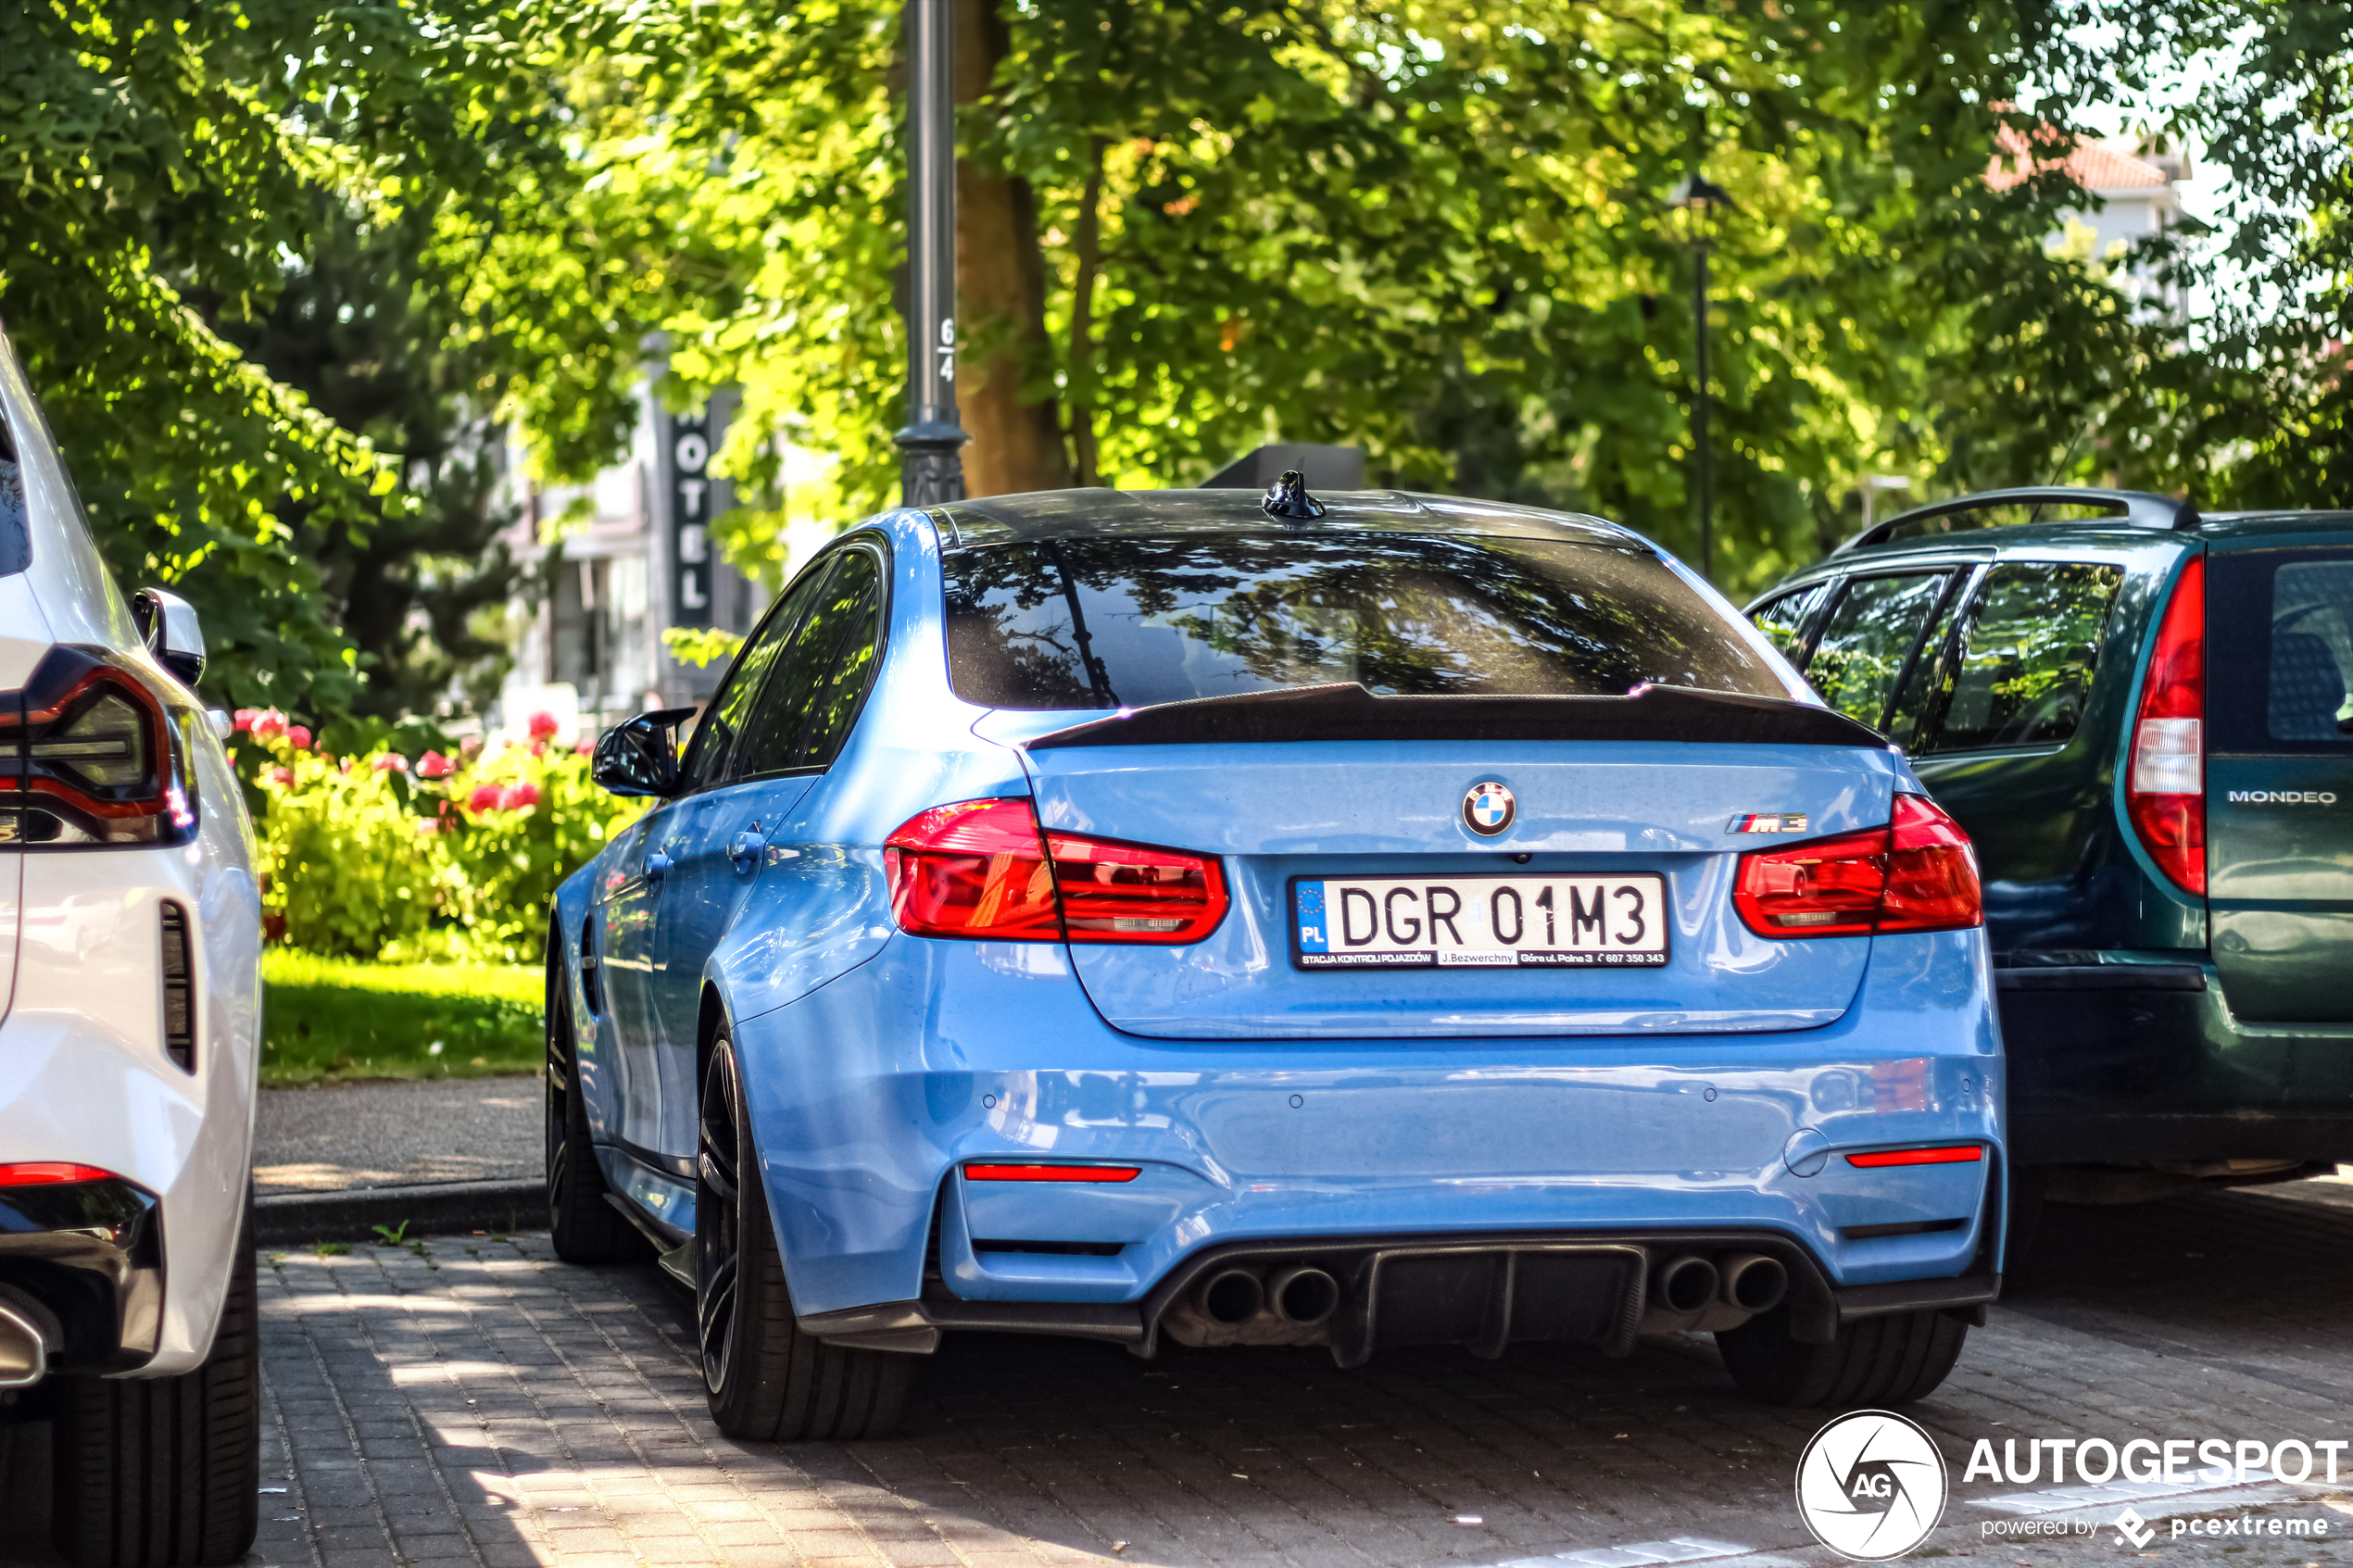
[0,1297,53,1389]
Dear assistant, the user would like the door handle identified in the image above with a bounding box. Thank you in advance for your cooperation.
[646,850,673,881]
[729,831,764,872]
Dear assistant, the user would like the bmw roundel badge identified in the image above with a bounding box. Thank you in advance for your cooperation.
[1462,779,1516,837]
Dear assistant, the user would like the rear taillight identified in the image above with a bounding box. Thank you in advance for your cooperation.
[2127,555,2206,895]
[1,646,194,847]
[963,1163,1141,1183]
[885,797,1227,945]
[1734,794,1982,938]
[1846,1145,1983,1169]
[0,1163,115,1186]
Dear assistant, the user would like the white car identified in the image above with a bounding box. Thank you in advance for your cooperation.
[0,327,264,1565]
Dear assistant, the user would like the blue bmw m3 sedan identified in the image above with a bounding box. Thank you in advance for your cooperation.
[543,480,2006,1440]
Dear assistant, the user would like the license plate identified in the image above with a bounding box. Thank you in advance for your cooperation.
[1291,874,1670,970]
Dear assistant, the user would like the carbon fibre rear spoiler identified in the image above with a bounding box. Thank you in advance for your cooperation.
[1023,682,1889,750]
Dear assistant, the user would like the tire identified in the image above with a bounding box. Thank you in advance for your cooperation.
[697,1033,912,1440]
[1716,1305,1969,1408]
[51,1196,260,1567]
[547,955,649,1264]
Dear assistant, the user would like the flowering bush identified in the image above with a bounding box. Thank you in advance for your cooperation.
[237,709,647,963]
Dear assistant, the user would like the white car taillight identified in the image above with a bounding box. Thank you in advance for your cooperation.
[3,646,195,847]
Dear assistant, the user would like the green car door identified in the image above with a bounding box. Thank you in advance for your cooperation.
[2205,527,2353,1028]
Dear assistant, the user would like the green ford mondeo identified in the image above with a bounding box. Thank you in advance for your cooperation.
[1751,487,2353,1217]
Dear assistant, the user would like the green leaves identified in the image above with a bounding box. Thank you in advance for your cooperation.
[530,0,2156,600]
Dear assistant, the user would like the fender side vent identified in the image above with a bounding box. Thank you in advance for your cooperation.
[580,917,602,1015]
[159,900,195,1073]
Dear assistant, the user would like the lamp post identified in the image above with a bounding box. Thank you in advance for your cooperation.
[895,0,966,505]
[1667,173,1733,584]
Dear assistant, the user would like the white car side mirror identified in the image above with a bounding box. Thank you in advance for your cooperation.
[132,586,206,690]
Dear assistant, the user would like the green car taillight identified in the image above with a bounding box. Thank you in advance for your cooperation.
[2128,556,2207,895]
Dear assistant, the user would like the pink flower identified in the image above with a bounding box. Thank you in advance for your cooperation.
[498,782,542,811]
[528,710,560,742]
[373,754,408,772]
[250,709,288,742]
[286,725,312,751]
[269,767,296,787]
[232,708,258,734]
[467,784,503,813]
[573,737,596,756]
[416,751,455,779]
[459,736,483,758]
[529,738,548,759]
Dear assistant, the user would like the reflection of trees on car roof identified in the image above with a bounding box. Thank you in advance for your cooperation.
[944,533,1778,710]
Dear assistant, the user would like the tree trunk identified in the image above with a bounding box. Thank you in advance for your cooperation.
[1067,136,1107,488]
[952,0,1070,496]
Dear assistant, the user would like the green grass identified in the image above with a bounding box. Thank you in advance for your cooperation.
[261,950,543,1085]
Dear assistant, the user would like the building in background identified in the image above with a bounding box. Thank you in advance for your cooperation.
[1987,128,2191,319]
[491,382,767,742]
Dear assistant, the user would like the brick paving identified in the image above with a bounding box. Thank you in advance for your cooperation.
[6,1185,2353,1567]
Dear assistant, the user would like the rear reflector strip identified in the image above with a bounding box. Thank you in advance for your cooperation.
[0,1163,117,1186]
[963,1163,1142,1183]
[1844,1146,1984,1169]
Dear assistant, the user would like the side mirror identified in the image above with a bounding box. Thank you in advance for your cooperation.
[591,708,697,797]
[132,587,206,690]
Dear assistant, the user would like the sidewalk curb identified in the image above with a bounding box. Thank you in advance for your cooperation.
[256,1178,541,1245]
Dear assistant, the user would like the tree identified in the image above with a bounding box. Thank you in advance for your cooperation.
[539,0,2144,602]
[0,0,655,720]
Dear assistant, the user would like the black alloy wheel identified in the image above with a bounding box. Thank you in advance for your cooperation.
[696,1033,912,1440]
[546,950,646,1264]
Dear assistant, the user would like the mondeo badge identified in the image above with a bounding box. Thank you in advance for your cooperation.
[1462,780,1516,836]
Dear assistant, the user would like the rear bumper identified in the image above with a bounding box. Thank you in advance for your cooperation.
[1999,959,2353,1163]
[0,828,261,1377]
[797,1226,2001,1360]
[0,1175,165,1377]
[730,926,2004,1323]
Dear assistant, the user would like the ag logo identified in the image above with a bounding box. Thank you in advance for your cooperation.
[1462,780,1516,837]
[1794,1409,1948,1561]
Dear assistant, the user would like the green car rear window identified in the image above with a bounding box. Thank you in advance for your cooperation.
[2210,550,2353,752]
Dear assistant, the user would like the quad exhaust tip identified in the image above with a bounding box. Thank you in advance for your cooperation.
[1269,1266,1340,1326]
[1182,1247,1784,1341]
[1199,1268,1265,1325]
[1719,1252,1789,1314]
[1652,1254,1720,1315]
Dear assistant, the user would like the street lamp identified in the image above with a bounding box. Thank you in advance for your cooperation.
[895,0,967,505]
[1668,173,1733,584]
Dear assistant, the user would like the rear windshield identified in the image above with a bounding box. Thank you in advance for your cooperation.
[941,533,1786,710]
[2210,548,2353,752]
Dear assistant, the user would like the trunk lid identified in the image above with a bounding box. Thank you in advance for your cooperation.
[2205,532,2353,1022]
[1022,695,1900,1040]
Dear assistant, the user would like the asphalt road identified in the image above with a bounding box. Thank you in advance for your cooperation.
[5,1182,2353,1568]
[255,1077,541,1195]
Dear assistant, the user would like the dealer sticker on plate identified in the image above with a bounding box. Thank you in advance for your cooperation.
[1292,874,1669,970]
